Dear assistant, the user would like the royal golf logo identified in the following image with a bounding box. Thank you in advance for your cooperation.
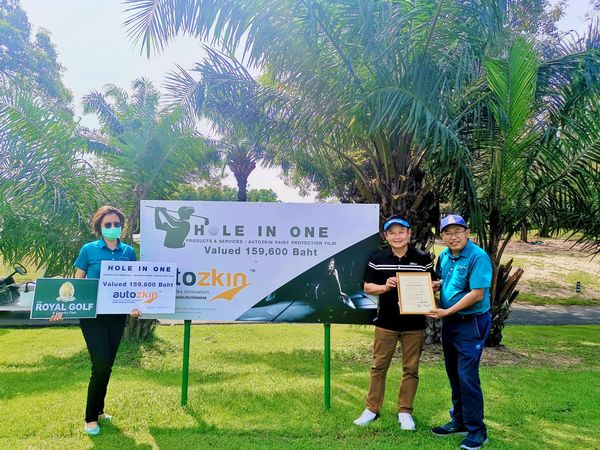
[30,278,99,319]
[96,261,177,314]
[141,200,380,322]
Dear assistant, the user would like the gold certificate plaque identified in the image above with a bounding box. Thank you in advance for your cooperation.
[396,272,436,314]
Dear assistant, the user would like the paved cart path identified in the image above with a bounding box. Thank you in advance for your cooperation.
[507,303,600,325]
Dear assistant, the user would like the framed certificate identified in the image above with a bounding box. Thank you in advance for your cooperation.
[396,272,435,314]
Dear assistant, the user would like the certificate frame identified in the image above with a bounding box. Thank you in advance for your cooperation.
[396,272,436,315]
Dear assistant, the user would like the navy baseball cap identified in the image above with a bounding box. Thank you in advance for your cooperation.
[383,217,411,231]
[440,214,468,232]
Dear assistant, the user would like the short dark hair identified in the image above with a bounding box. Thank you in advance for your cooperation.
[91,205,125,234]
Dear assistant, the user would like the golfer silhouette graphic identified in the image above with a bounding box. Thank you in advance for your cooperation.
[155,206,194,248]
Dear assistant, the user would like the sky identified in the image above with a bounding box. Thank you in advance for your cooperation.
[18,0,597,201]
[19,0,314,202]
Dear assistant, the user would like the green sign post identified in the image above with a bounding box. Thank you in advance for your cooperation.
[181,319,191,406]
[30,278,98,319]
[324,323,331,409]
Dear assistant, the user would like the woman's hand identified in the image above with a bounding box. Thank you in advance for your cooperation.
[130,308,142,318]
[49,312,64,322]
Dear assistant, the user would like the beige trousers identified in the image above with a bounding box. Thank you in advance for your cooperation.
[365,326,425,414]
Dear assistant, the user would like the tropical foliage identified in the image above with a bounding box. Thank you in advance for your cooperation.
[124,0,510,250]
[163,48,274,201]
[0,77,100,275]
[0,0,72,105]
[177,178,278,202]
[450,34,600,344]
[123,0,600,346]
[82,78,216,241]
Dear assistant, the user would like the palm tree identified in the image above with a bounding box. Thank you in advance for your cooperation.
[121,0,506,346]
[122,1,600,347]
[0,76,101,275]
[214,135,261,202]
[82,78,216,241]
[163,50,272,202]
[82,78,217,341]
[123,0,507,249]
[450,35,600,345]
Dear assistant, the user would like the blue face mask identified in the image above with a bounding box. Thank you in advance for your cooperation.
[102,227,122,240]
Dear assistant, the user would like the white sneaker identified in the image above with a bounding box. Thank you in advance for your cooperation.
[353,408,379,426]
[398,412,416,431]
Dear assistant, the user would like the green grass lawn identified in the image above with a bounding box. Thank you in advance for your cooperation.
[1,324,599,449]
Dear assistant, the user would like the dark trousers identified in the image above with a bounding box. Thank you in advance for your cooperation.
[79,315,126,423]
[441,312,491,436]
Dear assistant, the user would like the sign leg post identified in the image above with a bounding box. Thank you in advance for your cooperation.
[324,322,331,409]
[181,319,191,406]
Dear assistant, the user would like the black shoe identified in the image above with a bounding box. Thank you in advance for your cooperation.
[460,433,489,450]
[431,420,468,436]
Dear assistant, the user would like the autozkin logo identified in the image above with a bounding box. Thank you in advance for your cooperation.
[177,268,253,301]
[112,290,159,303]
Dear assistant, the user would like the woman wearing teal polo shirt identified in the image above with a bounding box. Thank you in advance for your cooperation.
[50,205,140,436]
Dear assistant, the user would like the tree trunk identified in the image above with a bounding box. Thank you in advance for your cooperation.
[520,223,528,243]
[123,317,158,342]
[425,317,442,345]
[124,183,144,243]
[236,173,248,202]
[383,166,441,343]
[486,259,524,347]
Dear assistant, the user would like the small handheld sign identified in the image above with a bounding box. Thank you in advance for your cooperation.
[30,278,98,319]
[96,261,177,314]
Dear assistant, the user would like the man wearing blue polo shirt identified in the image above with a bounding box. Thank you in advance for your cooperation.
[427,214,492,450]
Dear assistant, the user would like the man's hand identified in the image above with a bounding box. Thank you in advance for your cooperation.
[426,308,450,320]
[432,280,441,292]
[385,276,398,291]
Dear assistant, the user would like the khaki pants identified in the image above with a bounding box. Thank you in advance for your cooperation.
[365,327,425,414]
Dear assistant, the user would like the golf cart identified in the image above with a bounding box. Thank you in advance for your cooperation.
[0,263,27,305]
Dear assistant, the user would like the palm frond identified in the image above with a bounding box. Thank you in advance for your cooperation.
[82,90,126,134]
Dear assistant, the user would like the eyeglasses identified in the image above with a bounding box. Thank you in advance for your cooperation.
[102,222,122,229]
[442,230,467,238]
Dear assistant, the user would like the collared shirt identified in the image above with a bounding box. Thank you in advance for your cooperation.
[363,246,436,332]
[74,239,137,278]
[436,240,492,315]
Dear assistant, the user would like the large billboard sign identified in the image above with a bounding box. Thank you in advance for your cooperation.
[141,201,380,323]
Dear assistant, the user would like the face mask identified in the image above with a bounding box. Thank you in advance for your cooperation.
[102,226,122,240]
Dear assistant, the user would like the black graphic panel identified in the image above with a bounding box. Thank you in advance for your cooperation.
[238,235,380,324]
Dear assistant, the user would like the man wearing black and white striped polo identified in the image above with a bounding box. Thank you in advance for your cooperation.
[354,215,438,430]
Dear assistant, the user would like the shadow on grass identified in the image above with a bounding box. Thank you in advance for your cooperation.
[148,397,324,449]
[118,334,180,367]
[0,335,233,400]
[146,400,464,450]
[89,422,153,450]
